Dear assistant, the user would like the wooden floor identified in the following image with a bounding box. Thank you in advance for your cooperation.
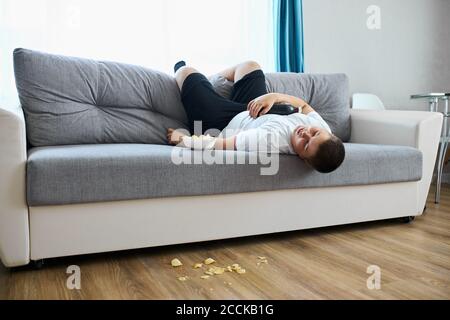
[1,185,450,300]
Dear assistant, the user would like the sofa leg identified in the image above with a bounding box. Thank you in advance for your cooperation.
[400,216,415,224]
[32,259,45,270]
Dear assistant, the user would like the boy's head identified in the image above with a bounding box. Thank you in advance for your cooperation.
[291,126,345,173]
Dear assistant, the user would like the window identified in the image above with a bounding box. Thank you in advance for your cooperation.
[0,0,274,103]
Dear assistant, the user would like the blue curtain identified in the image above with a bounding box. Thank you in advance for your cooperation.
[274,0,304,73]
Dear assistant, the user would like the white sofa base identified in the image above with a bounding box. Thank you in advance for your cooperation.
[0,106,443,267]
[29,182,419,261]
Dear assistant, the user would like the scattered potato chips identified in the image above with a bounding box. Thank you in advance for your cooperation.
[213,267,225,275]
[171,258,183,267]
[227,263,246,274]
[208,266,221,274]
[171,257,249,282]
[236,268,246,274]
[256,256,268,266]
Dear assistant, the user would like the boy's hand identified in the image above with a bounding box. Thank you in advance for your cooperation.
[167,128,189,145]
[247,93,278,118]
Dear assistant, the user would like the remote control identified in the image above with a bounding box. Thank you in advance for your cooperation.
[260,104,298,116]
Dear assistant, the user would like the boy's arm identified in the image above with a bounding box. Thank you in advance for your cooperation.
[272,93,315,115]
[214,136,237,150]
[168,128,237,150]
[248,93,315,117]
[170,128,279,153]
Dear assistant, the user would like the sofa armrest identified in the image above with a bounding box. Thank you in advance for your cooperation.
[0,104,30,267]
[350,109,443,213]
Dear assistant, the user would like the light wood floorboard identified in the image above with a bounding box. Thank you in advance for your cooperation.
[1,185,449,299]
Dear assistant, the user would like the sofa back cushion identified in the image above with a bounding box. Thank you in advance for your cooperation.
[14,48,189,147]
[266,73,351,141]
[15,48,351,147]
[209,73,351,141]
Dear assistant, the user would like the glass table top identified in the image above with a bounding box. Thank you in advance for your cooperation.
[411,93,450,99]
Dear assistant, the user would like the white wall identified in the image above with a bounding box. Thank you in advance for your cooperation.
[303,0,450,111]
[0,0,274,104]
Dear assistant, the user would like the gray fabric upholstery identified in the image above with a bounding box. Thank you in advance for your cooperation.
[15,48,350,147]
[14,48,189,147]
[27,144,422,206]
[266,73,350,142]
[210,73,351,142]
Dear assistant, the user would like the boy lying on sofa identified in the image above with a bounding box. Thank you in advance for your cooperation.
[167,61,345,174]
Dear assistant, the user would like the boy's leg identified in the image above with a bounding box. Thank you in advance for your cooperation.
[175,66,199,90]
[234,61,262,83]
[229,61,268,104]
[175,65,246,134]
[215,60,262,83]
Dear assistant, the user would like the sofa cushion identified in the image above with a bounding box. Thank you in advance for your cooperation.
[14,48,189,147]
[209,73,351,142]
[27,144,422,206]
[15,48,351,147]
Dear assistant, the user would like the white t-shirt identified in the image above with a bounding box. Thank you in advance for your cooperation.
[221,111,332,154]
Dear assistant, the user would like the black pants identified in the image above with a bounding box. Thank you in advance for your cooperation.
[180,69,268,134]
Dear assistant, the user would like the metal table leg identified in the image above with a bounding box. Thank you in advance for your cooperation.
[429,98,436,112]
[436,98,449,203]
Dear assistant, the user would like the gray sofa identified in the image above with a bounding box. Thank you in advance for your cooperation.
[0,48,442,267]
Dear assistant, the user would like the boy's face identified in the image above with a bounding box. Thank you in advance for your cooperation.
[291,126,331,160]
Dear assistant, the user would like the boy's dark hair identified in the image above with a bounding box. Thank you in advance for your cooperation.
[308,136,346,173]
